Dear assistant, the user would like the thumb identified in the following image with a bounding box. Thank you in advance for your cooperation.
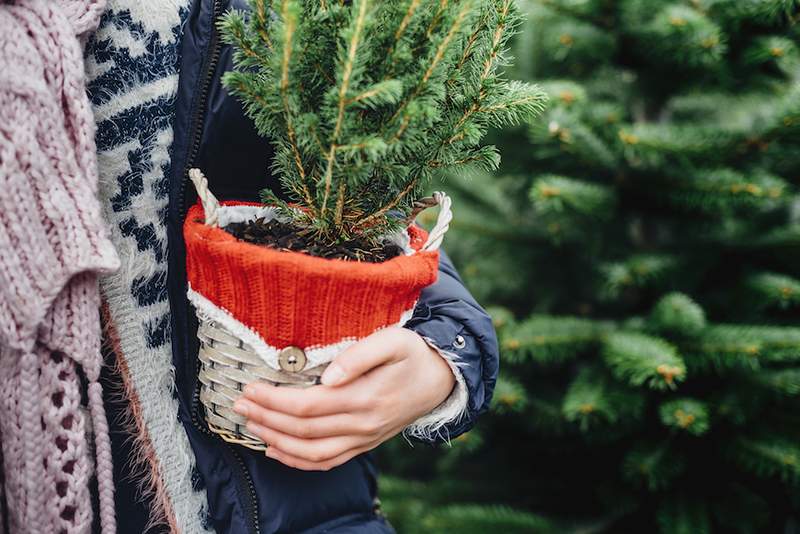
[320,329,406,387]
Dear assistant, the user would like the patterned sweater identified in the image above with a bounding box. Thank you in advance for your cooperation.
[85,1,214,531]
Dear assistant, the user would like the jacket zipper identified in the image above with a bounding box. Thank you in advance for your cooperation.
[181,1,261,533]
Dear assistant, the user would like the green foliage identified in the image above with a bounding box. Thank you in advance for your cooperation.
[657,496,711,534]
[378,476,561,534]
[659,398,710,436]
[728,435,800,484]
[499,314,606,364]
[745,272,800,309]
[649,293,707,337]
[491,373,529,414]
[753,368,800,396]
[562,367,645,430]
[603,332,686,390]
[220,0,546,245]
[622,442,686,491]
[380,0,800,532]
[420,504,557,533]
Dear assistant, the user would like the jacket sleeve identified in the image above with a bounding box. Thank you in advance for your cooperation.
[402,250,499,443]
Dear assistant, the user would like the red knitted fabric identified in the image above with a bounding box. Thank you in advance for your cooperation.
[185,202,439,348]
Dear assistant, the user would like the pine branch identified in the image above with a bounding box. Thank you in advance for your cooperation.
[603,332,686,390]
[321,0,370,218]
[390,0,475,140]
[394,0,421,40]
[277,0,317,213]
[659,398,710,436]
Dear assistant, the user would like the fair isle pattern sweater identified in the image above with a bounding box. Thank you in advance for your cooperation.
[84,2,214,532]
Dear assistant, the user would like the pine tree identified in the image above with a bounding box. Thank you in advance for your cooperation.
[219,0,546,246]
[380,1,800,532]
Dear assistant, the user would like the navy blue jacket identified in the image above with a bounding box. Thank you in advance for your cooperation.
[144,1,500,532]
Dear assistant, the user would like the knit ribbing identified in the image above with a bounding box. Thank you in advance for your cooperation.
[185,202,440,350]
[0,2,119,533]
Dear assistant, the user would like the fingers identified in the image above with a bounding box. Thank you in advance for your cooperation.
[240,382,361,418]
[245,421,376,466]
[234,399,378,439]
[320,328,409,387]
[264,440,381,472]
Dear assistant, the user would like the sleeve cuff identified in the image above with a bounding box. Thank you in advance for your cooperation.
[402,336,470,443]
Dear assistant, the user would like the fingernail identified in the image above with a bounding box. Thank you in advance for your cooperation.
[246,421,264,434]
[320,364,345,386]
[233,399,249,417]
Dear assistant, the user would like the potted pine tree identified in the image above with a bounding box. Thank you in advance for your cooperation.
[185,0,545,449]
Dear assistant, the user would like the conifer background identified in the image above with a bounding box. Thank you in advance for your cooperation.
[378,1,800,532]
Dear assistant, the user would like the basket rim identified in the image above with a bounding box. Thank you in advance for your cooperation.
[185,202,437,269]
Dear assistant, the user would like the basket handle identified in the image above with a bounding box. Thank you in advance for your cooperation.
[418,191,452,252]
[189,168,220,227]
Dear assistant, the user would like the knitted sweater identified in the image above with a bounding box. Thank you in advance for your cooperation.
[85,1,216,531]
[0,1,119,533]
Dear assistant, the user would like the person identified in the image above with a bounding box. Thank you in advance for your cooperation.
[1,0,499,532]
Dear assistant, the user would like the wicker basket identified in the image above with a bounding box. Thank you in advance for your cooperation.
[197,319,329,450]
[186,169,451,451]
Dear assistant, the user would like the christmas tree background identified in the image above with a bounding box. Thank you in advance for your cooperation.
[378,1,800,532]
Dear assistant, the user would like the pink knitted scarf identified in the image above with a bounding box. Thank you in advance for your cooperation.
[0,1,119,532]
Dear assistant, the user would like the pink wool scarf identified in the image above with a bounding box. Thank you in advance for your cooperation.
[0,1,119,533]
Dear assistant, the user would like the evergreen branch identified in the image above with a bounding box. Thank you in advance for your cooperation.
[422,1,472,88]
[753,368,800,396]
[490,373,529,414]
[346,80,403,109]
[533,0,612,29]
[729,435,800,484]
[394,0,421,40]
[659,398,710,436]
[355,173,420,227]
[321,0,370,218]
[254,0,273,50]
[562,368,645,430]
[603,332,686,390]
[649,293,706,337]
[276,0,316,213]
[334,181,346,228]
[421,504,559,533]
[390,0,474,140]
[455,15,485,71]
[656,496,711,534]
[445,0,516,145]
[481,0,512,81]
[623,442,686,491]
[425,0,450,39]
[500,315,607,365]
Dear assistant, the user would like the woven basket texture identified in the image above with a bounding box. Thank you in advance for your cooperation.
[197,319,329,450]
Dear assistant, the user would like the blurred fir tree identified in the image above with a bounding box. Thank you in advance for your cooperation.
[378,0,800,532]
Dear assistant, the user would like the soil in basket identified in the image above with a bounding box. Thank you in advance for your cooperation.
[224,218,404,263]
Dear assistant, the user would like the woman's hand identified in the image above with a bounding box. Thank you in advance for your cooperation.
[232,327,456,471]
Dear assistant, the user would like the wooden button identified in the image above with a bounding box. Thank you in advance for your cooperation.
[278,346,307,372]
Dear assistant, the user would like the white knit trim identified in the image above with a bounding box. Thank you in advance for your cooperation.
[187,286,416,370]
[215,204,415,255]
[216,205,279,227]
[403,337,470,444]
